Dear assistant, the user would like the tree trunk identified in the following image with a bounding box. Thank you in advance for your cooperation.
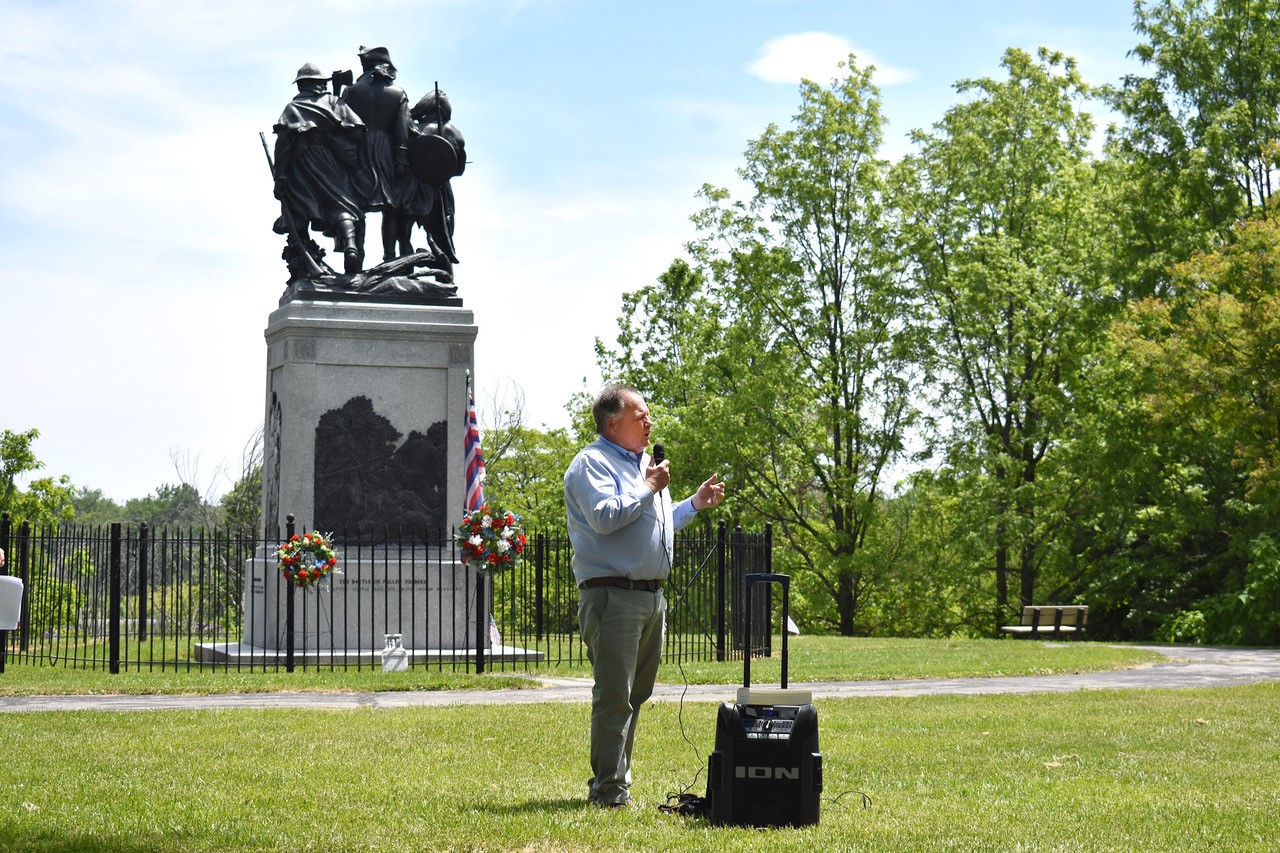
[837,568,857,635]
[995,539,1010,630]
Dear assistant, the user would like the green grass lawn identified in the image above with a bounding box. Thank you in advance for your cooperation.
[2,683,1275,851]
[1,639,1269,851]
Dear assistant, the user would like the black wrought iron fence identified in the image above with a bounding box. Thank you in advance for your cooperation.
[0,512,775,675]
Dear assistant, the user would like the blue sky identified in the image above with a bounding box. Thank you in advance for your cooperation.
[1,0,1141,502]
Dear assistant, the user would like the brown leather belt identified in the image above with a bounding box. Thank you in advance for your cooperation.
[579,577,664,591]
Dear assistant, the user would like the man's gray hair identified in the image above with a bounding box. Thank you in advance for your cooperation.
[593,383,639,435]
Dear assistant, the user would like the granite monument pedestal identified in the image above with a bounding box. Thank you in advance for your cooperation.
[259,298,477,538]
[222,297,500,662]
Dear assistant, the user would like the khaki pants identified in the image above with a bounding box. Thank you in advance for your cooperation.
[578,585,667,805]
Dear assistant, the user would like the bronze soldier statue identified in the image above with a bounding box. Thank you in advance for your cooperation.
[342,46,411,265]
[400,87,466,273]
[272,63,367,276]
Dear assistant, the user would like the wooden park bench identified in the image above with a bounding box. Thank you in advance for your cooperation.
[999,605,1088,640]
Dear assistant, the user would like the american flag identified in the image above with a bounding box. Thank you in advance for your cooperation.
[464,375,486,512]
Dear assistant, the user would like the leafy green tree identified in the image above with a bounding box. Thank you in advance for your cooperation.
[71,487,124,526]
[0,429,40,506]
[1074,214,1280,641]
[0,428,75,526]
[482,424,577,532]
[469,383,579,533]
[219,465,262,538]
[896,48,1114,629]
[857,471,996,638]
[1106,0,1280,297]
[122,482,214,529]
[601,56,923,634]
[218,428,264,538]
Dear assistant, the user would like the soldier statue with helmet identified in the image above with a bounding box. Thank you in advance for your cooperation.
[270,62,367,277]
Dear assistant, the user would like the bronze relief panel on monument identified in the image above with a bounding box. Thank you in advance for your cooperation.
[313,395,447,538]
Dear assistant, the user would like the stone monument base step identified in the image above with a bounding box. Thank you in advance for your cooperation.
[194,642,546,667]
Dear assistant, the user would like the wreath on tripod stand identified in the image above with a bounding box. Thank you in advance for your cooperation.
[276,531,339,589]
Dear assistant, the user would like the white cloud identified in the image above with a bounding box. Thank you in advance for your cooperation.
[747,32,918,87]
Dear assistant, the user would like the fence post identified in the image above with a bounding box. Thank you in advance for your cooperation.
[474,571,487,674]
[534,533,545,644]
[0,513,8,674]
[763,523,773,658]
[109,522,122,674]
[137,523,149,642]
[716,519,727,662]
[285,514,296,673]
[17,521,30,652]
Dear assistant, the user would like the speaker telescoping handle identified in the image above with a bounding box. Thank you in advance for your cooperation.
[743,572,790,690]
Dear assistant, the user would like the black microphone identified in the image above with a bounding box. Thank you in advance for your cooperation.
[652,443,664,464]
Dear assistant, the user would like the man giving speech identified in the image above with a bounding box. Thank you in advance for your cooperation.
[563,384,725,809]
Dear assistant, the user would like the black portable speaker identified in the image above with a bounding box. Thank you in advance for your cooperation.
[707,573,822,828]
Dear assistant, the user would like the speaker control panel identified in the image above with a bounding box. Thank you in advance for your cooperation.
[741,705,800,739]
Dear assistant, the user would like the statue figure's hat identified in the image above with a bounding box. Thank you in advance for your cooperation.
[358,45,395,72]
[293,62,327,83]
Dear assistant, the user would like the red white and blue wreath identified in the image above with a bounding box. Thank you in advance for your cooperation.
[456,506,527,573]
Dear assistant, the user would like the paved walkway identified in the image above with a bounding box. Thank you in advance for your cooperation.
[2,646,1277,714]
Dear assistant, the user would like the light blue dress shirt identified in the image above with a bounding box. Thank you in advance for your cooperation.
[564,436,697,585]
